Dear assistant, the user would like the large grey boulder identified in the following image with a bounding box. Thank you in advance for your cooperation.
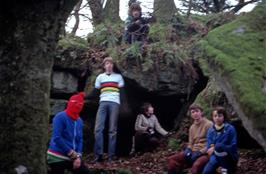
[52,71,78,94]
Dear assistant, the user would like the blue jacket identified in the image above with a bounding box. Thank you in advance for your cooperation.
[207,123,238,161]
[48,111,83,156]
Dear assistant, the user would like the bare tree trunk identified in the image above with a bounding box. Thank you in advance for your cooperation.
[154,0,177,23]
[212,0,226,12]
[103,0,121,23]
[87,0,104,26]
[187,0,193,17]
[71,0,83,35]
[0,0,78,173]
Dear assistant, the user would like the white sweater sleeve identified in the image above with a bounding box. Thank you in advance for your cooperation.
[135,114,148,131]
[154,116,168,136]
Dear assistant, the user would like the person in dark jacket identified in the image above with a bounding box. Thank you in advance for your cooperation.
[124,2,149,44]
[47,92,90,174]
[202,107,239,174]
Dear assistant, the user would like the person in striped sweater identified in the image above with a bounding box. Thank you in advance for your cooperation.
[47,92,90,174]
[86,57,125,163]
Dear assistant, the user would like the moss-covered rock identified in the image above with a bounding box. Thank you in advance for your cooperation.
[194,77,237,119]
[199,2,266,151]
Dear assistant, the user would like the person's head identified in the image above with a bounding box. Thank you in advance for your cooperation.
[212,106,227,126]
[189,104,203,123]
[141,102,154,116]
[66,92,85,120]
[128,3,141,18]
[102,57,114,73]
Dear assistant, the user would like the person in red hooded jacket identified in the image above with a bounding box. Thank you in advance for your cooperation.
[47,92,90,174]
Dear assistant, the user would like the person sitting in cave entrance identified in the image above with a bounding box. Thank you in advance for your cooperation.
[167,104,212,174]
[123,2,150,44]
[47,92,91,174]
[202,106,239,174]
[133,102,169,153]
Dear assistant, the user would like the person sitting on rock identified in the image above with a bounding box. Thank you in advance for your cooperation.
[134,102,169,153]
[202,106,239,174]
[167,104,213,174]
[124,2,149,44]
[47,92,90,174]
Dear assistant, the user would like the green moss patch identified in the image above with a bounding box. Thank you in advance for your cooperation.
[199,2,266,130]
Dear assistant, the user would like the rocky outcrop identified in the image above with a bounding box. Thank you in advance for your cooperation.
[52,71,78,94]
[87,48,210,154]
[52,43,208,154]
[194,77,261,149]
[199,2,266,151]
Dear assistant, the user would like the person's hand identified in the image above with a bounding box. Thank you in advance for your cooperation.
[184,147,192,162]
[164,132,173,138]
[166,131,175,137]
[146,127,154,135]
[68,150,78,160]
[207,146,215,156]
[135,20,141,25]
[191,151,202,162]
[73,157,81,169]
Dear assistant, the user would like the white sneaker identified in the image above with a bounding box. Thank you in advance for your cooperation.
[221,168,228,174]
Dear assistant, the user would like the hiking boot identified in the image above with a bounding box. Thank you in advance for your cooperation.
[108,155,118,162]
[91,155,103,163]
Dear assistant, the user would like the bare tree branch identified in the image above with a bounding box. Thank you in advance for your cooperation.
[71,0,83,35]
[230,0,258,13]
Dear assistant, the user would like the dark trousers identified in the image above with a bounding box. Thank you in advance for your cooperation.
[167,152,209,174]
[134,131,159,152]
[124,24,149,44]
[48,161,90,174]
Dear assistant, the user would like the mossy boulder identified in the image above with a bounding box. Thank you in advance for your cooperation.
[194,77,237,119]
[199,2,266,151]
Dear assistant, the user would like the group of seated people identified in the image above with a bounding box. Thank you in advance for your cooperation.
[132,103,238,174]
[167,105,238,174]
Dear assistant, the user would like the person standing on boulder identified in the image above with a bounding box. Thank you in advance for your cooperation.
[85,57,125,162]
[47,92,90,174]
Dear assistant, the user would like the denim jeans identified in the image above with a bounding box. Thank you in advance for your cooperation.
[94,101,120,158]
[202,144,237,174]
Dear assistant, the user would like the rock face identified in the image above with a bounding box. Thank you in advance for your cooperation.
[51,44,209,155]
[50,99,67,116]
[194,78,261,149]
[52,71,78,94]
[52,45,208,154]
[199,2,266,151]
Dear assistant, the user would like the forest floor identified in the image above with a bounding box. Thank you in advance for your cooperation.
[84,131,266,174]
